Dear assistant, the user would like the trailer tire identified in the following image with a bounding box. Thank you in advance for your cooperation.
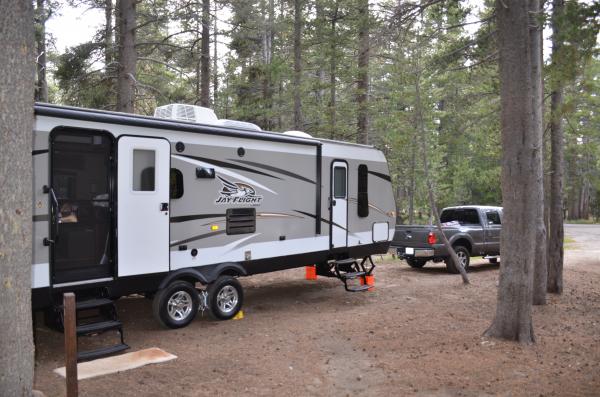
[406,257,426,268]
[445,246,470,274]
[207,276,244,320]
[152,280,199,329]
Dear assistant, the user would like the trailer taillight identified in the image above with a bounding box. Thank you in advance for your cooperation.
[427,232,437,245]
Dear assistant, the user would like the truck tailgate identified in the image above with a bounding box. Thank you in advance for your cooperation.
[392,225,434,249]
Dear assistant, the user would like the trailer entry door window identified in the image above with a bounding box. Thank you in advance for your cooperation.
[333,166,346,198]
[133,149,156,191]
[357,164,369,217]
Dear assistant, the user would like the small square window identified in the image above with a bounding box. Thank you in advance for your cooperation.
[133,149,155,191]
[334,167,346,198]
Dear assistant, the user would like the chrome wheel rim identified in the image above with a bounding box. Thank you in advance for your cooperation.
[167,291,193,321]
[216,285,238,314]
[457,251,468,267]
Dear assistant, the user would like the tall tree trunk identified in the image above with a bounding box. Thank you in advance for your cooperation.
[116,0,136,113]
[200,0,210,107]
[212,0,218,108]
[328,2,338,139]
[356,0,369,144]
[314,0,326,129]
[0,0,35,394]
[105,0,114,70]
[485,0,540,344]
[34,0,48,102]
[293,0,303,129]
[530,0,547,305]
[547,0,565,294]
[408,133,416,224]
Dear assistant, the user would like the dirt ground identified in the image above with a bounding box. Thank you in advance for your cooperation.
[33,225,600,396]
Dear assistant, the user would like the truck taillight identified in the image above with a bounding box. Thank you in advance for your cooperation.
[427,232,437,245]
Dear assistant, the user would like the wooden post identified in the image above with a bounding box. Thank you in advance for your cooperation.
[63,292,78,397]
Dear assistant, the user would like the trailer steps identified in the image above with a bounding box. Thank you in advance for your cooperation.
[320,256,375,292]
[54,297,130,362]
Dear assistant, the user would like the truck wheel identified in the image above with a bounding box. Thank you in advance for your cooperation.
[445,246,470,274]
[489,257,498,264]
[406,257,426,268]
[208,276,244,320]
[152,280,199,329]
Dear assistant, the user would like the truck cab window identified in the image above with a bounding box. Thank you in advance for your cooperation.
[440,209,480,225]
[486,211,501,225]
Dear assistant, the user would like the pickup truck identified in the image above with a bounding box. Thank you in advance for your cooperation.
[391,205,502,273]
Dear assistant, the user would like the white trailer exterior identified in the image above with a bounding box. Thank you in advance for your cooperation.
[31,103,395,329]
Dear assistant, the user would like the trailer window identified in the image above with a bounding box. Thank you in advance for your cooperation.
[170,168,184,199]
[133,149,155,191]
[357,164,369,217]
[333,167,346,198]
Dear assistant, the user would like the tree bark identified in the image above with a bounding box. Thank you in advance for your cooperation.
[547,0,565,294]
[530,0,547,306]
[116,0,136,113]
[485,0,540,344]
[200,0,211,107]
[212,0,218,108]
[0,0,35,394]
[328,2,338,139]
[105,0,114,71]
[293,0,303,130]
[356,0,369,145]
[34,0,48,102]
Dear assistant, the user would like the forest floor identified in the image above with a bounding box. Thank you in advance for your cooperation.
[33,224,600,396]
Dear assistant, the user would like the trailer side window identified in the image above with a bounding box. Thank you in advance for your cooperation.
[170,168,184,199]
[133,149,155,191]
[333,167,346,198]
[357,164,369,217]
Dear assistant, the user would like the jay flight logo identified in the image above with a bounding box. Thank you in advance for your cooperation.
[215,176,263,205]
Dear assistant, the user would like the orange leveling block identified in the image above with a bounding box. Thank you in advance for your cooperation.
[360,275,375,291]
[305,265,317,280]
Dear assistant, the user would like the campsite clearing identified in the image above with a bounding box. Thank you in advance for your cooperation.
[33,224,600,396]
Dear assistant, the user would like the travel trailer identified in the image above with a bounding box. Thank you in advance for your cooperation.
[31,103,394,358]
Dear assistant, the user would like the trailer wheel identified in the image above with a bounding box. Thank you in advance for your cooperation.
[405,257,426,268]
[207,276,244,320]
[152,280,199,329]
[445,246,470,274]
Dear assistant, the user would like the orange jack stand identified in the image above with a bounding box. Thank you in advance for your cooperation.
[305,265,317,280]
[360,275,375,291]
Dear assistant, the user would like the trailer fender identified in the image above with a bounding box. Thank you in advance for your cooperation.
[158,268,209,290]
[199,262,248,284]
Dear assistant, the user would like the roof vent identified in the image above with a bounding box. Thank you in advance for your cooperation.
[154,104,218,124]
[283,130,312,138]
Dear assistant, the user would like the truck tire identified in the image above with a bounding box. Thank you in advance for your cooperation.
[445,246,470,274]
[152,280,199,329]
[406,257,426,268]
[488,257,498,264]
[208,276,244,320]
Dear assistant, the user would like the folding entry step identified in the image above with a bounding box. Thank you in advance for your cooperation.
[317,256,376,292]
[56,297,129,362]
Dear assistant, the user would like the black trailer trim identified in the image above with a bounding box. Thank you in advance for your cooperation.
[35,103,321,147]
[368,170,391,182]
[316,145,322,234]
[177,154,281,179]
[169,230,227,247]
[229,159,316,184]
[170,213,225,223]
[32,149,49,155]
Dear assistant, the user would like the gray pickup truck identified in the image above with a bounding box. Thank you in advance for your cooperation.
[392,205,502,273]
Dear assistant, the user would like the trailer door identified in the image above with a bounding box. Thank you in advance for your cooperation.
[117,136,170,277]
[330,161,348,248]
